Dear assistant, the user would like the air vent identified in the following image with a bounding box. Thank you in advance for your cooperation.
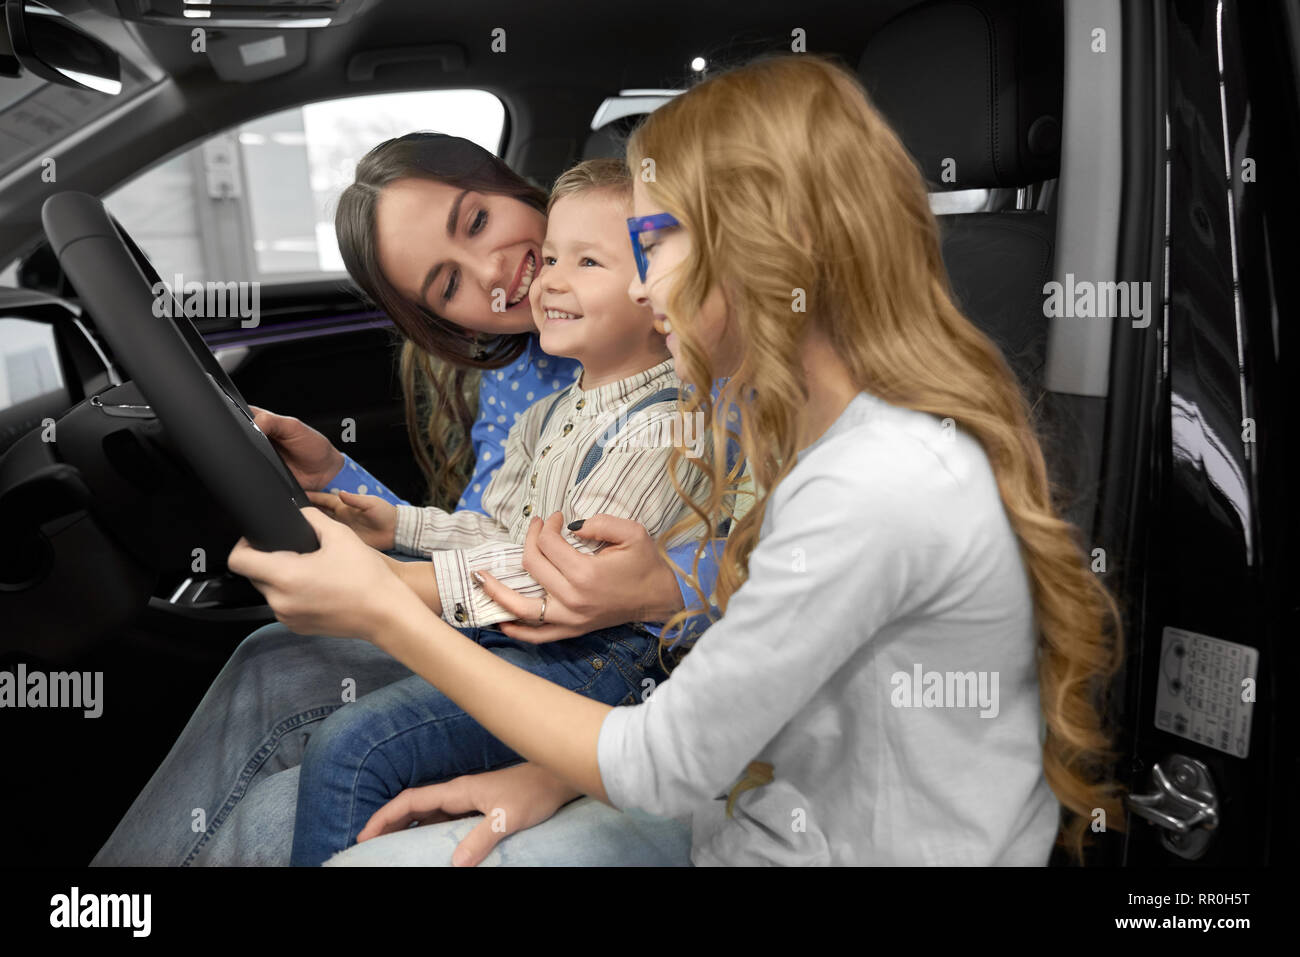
[117,0,376,29]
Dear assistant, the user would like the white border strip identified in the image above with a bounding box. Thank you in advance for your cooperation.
[1043,0,1125,397]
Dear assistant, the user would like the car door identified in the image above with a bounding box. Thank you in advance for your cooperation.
[1105,0,1300,867]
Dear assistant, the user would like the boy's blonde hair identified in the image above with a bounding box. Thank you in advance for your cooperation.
[547,157,633,213]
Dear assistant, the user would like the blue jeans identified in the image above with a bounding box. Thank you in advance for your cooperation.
[91,622,414,866]
[89,620,687,866]
[289,623,667,866]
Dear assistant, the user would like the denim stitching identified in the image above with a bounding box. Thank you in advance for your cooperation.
[180,703,343,866]
[335,704,545,854]
[326,643,623,855]
[596,630,662,701]
[607,645,646,694]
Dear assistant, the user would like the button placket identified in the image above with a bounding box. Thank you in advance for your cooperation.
[525,444,550,516]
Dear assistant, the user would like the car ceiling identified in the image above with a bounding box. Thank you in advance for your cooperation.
[0,0,927,266]
[129,0,921,85]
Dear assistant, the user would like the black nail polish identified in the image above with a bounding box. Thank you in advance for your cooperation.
[567,519,585,531]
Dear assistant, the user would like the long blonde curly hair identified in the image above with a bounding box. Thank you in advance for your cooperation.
[631,53,1126,861]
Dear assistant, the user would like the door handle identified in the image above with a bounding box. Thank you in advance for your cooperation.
[1125,754,1219,860]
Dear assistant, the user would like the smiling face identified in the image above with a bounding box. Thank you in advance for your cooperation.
[373,177,545,335]
[528,189,668,386]
[627,178,740,378]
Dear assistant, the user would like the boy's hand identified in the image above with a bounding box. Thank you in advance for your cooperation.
[378,553,442,616]
[473,511,683,642]
[305,489,397,551]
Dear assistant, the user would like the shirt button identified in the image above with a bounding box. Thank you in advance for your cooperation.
[562,422,573,435]
[540,444,551,457]
[453,603,467,623]
[575,398,586,410]
[530,472,537,487]
[522,504,532,516]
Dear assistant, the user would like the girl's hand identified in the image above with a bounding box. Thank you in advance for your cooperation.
[248,405,346,492]
[355,762,582,867]
[227,507,418,641]
[305,489,397,551]
[378,552,442,615]
[473,511,684,642]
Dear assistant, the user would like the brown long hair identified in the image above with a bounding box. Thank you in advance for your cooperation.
[632,54,1126,861]
[335,132,548,508]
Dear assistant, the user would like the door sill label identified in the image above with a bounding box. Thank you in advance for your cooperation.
[1154,626,1257,758]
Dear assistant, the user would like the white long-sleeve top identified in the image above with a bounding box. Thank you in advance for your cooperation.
[393,358,710,629]
[597,389,1062,865]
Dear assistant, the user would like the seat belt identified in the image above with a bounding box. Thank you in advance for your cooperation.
[574,388,680,484]
[537,386,572,439]
[534,385,684,483]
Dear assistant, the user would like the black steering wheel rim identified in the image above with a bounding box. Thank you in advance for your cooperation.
[41,190,319,554]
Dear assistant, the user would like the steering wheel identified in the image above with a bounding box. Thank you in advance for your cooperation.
[40,191,319,554]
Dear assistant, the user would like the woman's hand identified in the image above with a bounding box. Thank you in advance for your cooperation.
[355,761,582,867]
[474,511,684,643]
[248,404,346,492]
[305,489,398,551]
[227,507,419,641]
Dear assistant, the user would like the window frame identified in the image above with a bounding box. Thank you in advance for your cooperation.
[100,87,510,290]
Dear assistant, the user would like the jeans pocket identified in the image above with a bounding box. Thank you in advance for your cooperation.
[594,628,663,694]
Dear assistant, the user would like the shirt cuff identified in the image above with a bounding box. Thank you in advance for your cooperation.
[655,539,725,644]
[323,454,410,507]
[637,610,716,646]
[394,505,428,556]
[429,548,476,628]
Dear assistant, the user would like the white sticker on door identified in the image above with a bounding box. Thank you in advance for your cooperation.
[1154,626,1258,758]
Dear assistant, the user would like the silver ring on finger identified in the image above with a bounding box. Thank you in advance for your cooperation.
[537,592,547,625]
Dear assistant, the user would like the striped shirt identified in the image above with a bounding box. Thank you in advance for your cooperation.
[393,358,712,630]
[464,334,584,513]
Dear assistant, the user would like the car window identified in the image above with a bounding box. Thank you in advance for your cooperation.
[0,316,62,411]
[102,89,505,285]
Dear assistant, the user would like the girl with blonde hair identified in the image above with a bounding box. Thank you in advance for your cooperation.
[230,52,1125,866]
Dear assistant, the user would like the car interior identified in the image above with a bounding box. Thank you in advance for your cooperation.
[2,0,1289,871]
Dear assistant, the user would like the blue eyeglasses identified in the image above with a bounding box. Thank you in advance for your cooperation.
[627,212,680,282]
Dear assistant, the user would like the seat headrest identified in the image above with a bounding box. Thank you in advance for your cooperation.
[582,114,646,161]
[858,0,1064,190]
[582,124,625,161]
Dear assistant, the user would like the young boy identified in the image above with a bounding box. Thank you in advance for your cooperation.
[289,158,712,865]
